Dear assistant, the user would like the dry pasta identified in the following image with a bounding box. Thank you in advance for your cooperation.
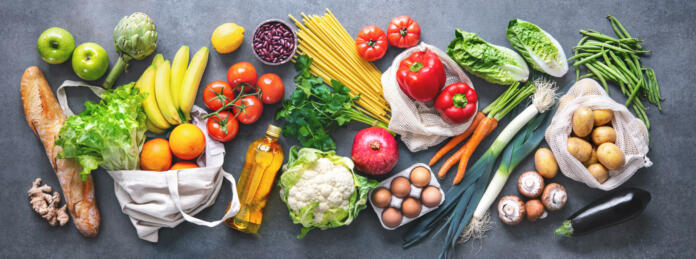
[289,9,390,124]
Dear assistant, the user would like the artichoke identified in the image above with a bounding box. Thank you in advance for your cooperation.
[103,12,158,88]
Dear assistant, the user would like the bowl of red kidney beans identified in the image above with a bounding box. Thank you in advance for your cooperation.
[252,19,297,65]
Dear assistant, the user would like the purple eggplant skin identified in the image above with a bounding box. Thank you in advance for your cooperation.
[555,188,651,237]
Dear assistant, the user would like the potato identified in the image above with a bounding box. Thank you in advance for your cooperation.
[567,137,593,162]
[592,126,617,145]
[597,143,625,170]
[534,148,558,179]
[572,106,594,137]
[593,109,614,126]
[587,163,609,184]
[582,148,598,167]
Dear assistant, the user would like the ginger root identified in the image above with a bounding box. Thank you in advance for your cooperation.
[28,178,69,226]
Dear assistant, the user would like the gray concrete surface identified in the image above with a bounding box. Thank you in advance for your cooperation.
[1,0,694,258]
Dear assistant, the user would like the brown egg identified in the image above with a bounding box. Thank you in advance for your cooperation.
[409,166,431,188]
[382,207,402,228]
[371,187,392,208]
[390,176,411,198]
[420,186,442,207]
[401,197,422,218]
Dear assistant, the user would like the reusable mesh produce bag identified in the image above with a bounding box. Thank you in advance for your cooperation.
[57,81,240,242]
[382,42,477,152]
[545,79,652,190]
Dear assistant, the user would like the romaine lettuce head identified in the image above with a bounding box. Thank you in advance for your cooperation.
[56,82,147,179]
[447,29,529,85]
[506,19,568,77]
[278,146,378,238]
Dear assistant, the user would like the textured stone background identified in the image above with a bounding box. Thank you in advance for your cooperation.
[1,0,694,258]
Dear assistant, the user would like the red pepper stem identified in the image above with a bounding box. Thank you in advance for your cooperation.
[453,93,469,108]
[410,62,423,73]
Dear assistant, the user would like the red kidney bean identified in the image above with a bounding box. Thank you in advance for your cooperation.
[254,21,295,64]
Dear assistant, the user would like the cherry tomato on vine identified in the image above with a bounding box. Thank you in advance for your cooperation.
[227,62,258,93]
[206,111,239,142]
[387,16,421,48]
[233,95,263,124]
[355,25,388,61]
[257,73,285,104]
[203,80,235,111]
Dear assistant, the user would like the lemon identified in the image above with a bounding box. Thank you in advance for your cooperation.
[211,23,245,54]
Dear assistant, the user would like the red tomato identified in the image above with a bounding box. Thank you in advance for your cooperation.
[257,73,285,104]
[233,96,263,124]
[202,80,235,111]
[227,62,258,93]
[355,25,388,61]
[206,111,239,142]
[387,16,421,48]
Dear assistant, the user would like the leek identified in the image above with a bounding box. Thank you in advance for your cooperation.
[403,78,557,258]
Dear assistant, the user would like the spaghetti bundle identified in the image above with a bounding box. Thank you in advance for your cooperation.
[289,9,390,124]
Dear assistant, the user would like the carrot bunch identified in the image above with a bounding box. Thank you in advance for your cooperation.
[429,81,535,184]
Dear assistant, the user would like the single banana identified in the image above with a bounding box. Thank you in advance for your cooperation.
[179,47,209,121]
[146,119,168,134]
[152,53,164,67]
[170,46,189,109]
[154,60,181,125]
[136,65,170,129]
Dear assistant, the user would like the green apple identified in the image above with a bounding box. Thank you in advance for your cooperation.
[72,42,109,81]
[37,27,76,64]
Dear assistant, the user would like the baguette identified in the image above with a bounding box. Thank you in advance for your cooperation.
[20,66,100,237]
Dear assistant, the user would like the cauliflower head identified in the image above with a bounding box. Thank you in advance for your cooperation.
[279,147,378,238]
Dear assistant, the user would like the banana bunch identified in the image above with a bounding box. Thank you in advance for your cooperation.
[135,46,209,134]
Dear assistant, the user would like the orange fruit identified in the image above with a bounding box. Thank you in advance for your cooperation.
[140,138,172,171]
[170,161,199,170]
[169,123,206,160]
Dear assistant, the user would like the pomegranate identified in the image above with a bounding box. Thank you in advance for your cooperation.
[351,127,399,176]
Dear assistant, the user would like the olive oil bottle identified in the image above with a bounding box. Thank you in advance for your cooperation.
[226,124,284,234]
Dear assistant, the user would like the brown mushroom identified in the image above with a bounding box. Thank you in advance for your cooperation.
[517,171,545,198]
[541,183,567,211]
[497,195,525,225]
[525,199,547,222]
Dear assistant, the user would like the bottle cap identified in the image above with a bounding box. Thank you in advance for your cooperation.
[266,124,282,138]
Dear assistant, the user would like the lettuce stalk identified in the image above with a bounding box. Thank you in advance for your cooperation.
[56,83,147,179]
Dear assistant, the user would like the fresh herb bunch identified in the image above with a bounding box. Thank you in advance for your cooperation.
[276,55,389,151]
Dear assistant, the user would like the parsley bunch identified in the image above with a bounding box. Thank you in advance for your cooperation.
[276,55,389,151]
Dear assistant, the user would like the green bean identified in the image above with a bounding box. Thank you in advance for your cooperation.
[574,51,607,66]
[585,63,609,92]
[595,62,630,84]
[579,73,596,79]
[609,52,640,83]
[608,15,632,38]
[568,52,591,61]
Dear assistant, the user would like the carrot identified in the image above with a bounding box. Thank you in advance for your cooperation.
[436,115,489,179]
[429,112,485,166]
[453,117,498,185]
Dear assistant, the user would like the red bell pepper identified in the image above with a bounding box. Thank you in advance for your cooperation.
[434,82,478,124]
[396,50,446,102]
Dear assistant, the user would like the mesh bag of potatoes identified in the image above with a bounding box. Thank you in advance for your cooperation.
[545,79,652,190]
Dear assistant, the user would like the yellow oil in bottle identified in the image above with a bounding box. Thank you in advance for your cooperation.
[225,124,284,234]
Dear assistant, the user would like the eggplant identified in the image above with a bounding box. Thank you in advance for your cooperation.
[555,188,651,237]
